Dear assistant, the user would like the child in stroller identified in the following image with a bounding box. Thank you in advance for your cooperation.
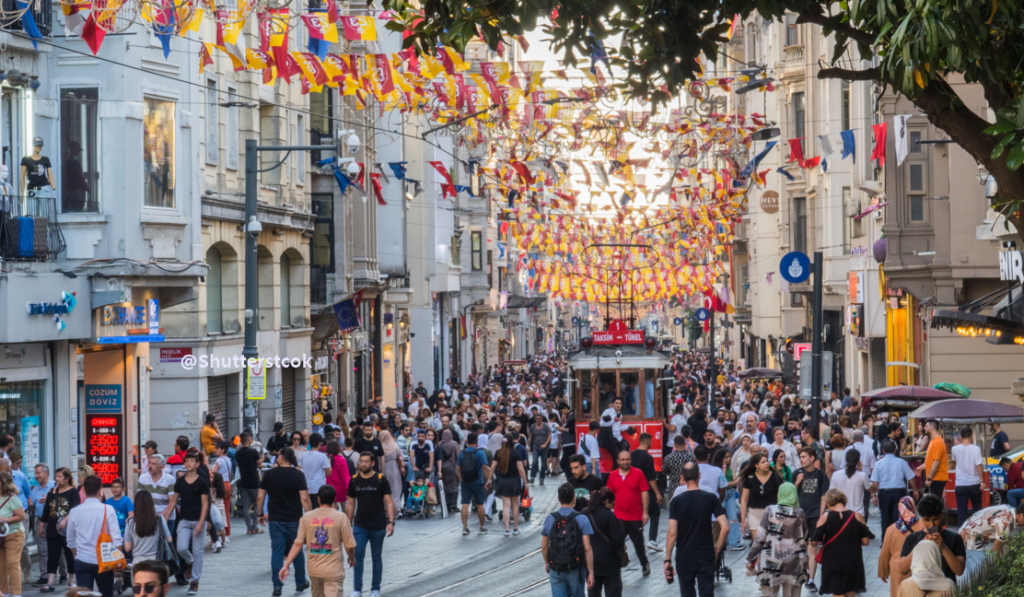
[403,472,434,519]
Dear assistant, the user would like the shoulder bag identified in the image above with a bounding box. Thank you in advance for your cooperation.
[97,507,128,573]
[815,511,854,564]
[0,496,12,546]
[589,511,628,567]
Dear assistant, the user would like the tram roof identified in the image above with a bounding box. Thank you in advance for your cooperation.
[566,345,671,370]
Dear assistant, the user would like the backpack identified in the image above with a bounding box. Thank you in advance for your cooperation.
[340,451,357,477]
[547,512,585,572]
[460,447,480,483]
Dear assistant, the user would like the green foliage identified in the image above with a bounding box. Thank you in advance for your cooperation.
[953,528,1024,597]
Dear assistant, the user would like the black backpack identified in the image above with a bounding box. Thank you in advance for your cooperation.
[547,512,585,572]
[460,447,480,483]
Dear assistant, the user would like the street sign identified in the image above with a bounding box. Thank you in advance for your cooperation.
[722,340,734,346]
[792,342,812,361]
[592,319,645,345]
[695,308,710,322]
[673,317,682,326]
[780,251,811,284]
[572,316,580,325]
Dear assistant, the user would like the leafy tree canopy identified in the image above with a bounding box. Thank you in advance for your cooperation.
[383,0,1024,232]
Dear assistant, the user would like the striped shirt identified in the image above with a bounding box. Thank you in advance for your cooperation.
[138,472,176,519]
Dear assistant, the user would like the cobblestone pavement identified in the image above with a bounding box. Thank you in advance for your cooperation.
[17,481,987,597]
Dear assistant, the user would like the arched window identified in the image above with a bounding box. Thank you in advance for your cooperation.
[206,246,223,334]
[280,253,292,328]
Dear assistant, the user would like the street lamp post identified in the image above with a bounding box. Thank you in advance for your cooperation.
[242,138,336,433]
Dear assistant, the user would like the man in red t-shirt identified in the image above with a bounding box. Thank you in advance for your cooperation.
[606,451,651,575]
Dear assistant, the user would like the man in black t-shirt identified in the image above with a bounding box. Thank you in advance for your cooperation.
[794,446,829,589]
[631,433,663,551]
[567,454,604,511]
[665,463,728,597]
[353,425,385,472]
[266,422,289,456]
[161,452,209,594]
[234,432,263,534]
[346,453,396,596]
[257,448,311,596]
[898,494,967,583]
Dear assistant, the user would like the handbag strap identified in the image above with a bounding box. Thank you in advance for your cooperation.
[821,511,855,550]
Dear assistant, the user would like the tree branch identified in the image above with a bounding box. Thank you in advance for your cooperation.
[982,81,1008,114]
[817,67,881,82]
[795,12,875,48]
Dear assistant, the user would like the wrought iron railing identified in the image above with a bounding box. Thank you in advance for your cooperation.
[0,192,66,261]
[1,0,52,36]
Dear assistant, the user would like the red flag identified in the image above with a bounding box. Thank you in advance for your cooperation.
[509,161,534,186]
[437,47,455,75]
[298,52,329,85]
[81,13,106,56]
[427,161,456,199]
[325,0,338,22]
[372,54,395,94]
[872,122,887,167]
[516,34,530,52]
[803,156,821,168]
[788,138,806,168]
[370,173,386,205]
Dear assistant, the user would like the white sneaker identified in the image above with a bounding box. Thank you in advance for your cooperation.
[350,592,362,597]
[370,592,381,597]
[512,529,521,536]
[647,541,663,552]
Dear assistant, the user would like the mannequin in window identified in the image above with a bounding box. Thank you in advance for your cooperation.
[20,136,55,200]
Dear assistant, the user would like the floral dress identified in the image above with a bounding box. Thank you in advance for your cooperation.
[748,504,809,589]
[958,505,1017,550]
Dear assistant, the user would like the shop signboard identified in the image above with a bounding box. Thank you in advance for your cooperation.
[94,300,164,344]
[84,384,124,486]
[592,319,645,345]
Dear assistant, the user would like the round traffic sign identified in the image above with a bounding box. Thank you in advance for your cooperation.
[571,316,580,325]
[780,251,811,284]
[673,317,682,326]
[695,308,710,322]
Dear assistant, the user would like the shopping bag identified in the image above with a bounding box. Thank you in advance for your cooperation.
[97,508,128,573]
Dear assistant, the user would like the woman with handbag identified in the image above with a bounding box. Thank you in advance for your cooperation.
[0,471,27,597]
[123,490,173,563]
[40,467,79,593]
[810,489,872,597]
[586,488,626,597]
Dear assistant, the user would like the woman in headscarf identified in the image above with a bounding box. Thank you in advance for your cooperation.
[378,431,405,511]
[879,497,925,597]
[747,482,809,597]
[895,541,956,597]
[439,429,462,513]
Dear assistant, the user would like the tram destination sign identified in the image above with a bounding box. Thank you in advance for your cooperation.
[592,320,645,345]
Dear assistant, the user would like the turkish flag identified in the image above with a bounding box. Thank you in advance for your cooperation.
[788,138,806,168]
[872,122,888,167]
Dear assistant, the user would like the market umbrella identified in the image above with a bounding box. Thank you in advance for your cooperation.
[737,367,784,379]
[907,399,1024,424]
[860,385,963,411]
[958,506,1017,550]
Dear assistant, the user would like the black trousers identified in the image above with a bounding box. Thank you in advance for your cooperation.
[676,558,716,597]
[588,572,623,597]
[863,489,872,522]
[560,445,576,478]
[877,488,906,536]
[929,480,947,499]
[954,484,984,525]
[648,496,661,542]
[47,535,74,576]
[619,519,649,567]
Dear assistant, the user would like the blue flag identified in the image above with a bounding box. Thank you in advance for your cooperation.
[332,297,361,333]
[307,36,329,61]
[740,141,777,179]
[507,189,519,208]
[841,129,856,162]
[777,167,795,182]
[387,162,408,180]
[17,1,42,49]
[331,165,356,195]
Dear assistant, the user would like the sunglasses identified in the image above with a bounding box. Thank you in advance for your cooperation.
[133,583,162,595]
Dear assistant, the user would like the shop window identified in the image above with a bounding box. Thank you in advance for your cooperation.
[60,87,100,213]
[206,245,223,334]
[471,231,482,271]
[144,98,175,208]
[0,380,46,470]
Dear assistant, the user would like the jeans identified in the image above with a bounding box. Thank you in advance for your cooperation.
[176,519,205,581]
[531,447,547,481]
[238,486,259,533]
[74,559,114,597]
[1008,488,1024,508]
[270,521,306,590]
[676,557,715,597]
[618,519,649,567]
[588,572,622,597]
[954,484,984,525]
[724,490,743,548]
[648,494,661,542]
[877,488,906,536]
[549,567,587,597]
[353,526,386,592]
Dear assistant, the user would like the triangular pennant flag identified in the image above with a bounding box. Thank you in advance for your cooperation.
[81,13,107,56]
[841,129,856,162]
[871,122,887,167]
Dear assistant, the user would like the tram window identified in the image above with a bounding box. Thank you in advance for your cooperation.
[642,370,657,418]
[581,371,593,418]
[620,372,640,416]
[597,372,617,415]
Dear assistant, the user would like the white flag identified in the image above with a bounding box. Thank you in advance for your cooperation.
[817,135,834,159]
[895,115,912,166]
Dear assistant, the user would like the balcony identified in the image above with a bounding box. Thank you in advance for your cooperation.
[0,193,66,261]
[784,46,804,64]
[1,0,52,36]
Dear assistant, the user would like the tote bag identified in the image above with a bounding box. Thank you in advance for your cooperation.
[97,508,128,573]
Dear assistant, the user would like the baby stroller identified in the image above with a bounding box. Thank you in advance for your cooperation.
[401,478,437,519]
[497,484,533,522]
